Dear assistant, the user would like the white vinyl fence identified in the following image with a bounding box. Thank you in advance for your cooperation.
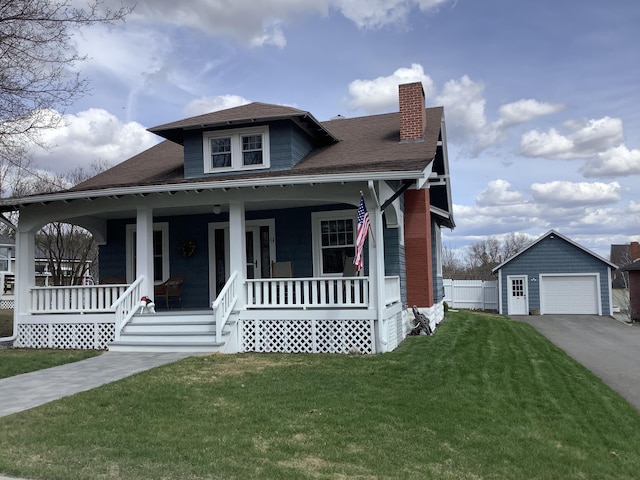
[443,279,498,310]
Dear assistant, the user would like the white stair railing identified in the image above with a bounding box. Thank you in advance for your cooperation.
[111,276,144,341]
[212,271,239,343]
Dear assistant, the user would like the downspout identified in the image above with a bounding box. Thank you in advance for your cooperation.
[368,180,387,348]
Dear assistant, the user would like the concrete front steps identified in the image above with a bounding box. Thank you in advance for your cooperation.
[108,310,232,353]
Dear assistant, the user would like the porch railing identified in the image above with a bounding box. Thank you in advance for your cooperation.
[384,276,401,306]
[111,276,144,341]
[246,276,370,309]
[212,270,239,343]
[30,283,128,314]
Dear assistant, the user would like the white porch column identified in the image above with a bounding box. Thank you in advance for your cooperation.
[368,199,387,352]
[228,202,246,305]
[136,206,155,296]
[15,229,36,318]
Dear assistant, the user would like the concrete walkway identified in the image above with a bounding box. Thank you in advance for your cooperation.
[0,351,193,418]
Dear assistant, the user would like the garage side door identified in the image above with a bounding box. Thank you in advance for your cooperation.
[540,275,599,315]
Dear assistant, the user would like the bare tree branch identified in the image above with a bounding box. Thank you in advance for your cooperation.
[0,0,131,193]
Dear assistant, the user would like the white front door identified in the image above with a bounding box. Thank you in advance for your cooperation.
[508,275,528,315]
[208,220,276,303]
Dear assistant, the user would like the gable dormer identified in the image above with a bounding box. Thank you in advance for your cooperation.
[148,102,338,179]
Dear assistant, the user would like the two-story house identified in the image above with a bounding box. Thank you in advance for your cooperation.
[0,82,454,354]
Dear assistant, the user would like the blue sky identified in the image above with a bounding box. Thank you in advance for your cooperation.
[30,0,640,258]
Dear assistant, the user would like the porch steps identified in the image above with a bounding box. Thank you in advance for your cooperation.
[108,311,232,353]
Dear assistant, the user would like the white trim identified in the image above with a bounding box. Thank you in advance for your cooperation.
[207,219,276,303]
[539,273,602,315]
[507,275,529,315]
[125,222,169,284]
[203,126,270,173]
[0,171,429,208]
[311,209,357,277]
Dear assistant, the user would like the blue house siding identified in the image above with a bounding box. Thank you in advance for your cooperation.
[99,203,408,308]
[497,235,611,314]
[183,121,314,179]
[98,220,127,280]
[183,131,204,178]
[99,215,214,309]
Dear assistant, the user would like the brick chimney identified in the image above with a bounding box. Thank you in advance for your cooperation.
[631,241,640,261]
[399,82,426,143]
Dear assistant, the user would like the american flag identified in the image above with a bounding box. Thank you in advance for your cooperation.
[353,196,370,272]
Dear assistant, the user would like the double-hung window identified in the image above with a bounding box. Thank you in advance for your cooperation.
[204,126,270,173]
[311,211,357,276]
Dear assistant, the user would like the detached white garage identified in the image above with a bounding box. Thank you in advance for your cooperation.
[539,274,600,315]
[493,230,617,316]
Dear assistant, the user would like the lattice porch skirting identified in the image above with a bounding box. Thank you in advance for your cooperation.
[241,318,375,354]
[15,322,115,350]
[0,299,14,310]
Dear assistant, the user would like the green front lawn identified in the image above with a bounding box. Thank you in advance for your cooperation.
[1,311,639,479]
[0,349,101,379]
[0,309,13,337]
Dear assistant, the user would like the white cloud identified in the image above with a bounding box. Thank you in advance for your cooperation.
[476,179,524,206]
[74,24,172,90]
[581,145,640,177]
[519,128,575,158]
[334,0,451,29]
[530,180,622,206]
[127,0,323,48]
[347,63,435,112]
[123,0,454,47]
[498,99,564,126]
[519,116,625,159]
[435,75,487,141]
[347,68,565,154]
[31,109,159,173]
[183,95,252,117]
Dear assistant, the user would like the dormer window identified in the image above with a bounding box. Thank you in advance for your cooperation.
[203,126,270,173]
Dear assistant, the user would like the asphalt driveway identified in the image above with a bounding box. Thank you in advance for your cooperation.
[514,314,640,411]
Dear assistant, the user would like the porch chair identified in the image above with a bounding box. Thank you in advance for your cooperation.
[271,261,293,278]
[343,256,359,277]
[154,274,186,309]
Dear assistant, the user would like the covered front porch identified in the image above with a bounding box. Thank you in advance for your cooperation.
[10,180,412,354]
[16,273,405,353]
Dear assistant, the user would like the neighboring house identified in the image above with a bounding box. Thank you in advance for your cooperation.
[621,259,640,322]
[492,230,617,316]
[610,241,640,314]
[0,82,455,353]
[0,235,93,311]
[0,235,15,308]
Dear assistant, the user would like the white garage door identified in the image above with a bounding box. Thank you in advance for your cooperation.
[540,275,599,315]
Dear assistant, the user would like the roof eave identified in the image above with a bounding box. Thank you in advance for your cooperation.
[492,229,618,272]
[0,169,428,210]
[149,112,339,144]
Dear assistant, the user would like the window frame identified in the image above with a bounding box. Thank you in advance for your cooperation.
[126,222,170,284]
[311,210,357,277]
[203,126,270,173]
